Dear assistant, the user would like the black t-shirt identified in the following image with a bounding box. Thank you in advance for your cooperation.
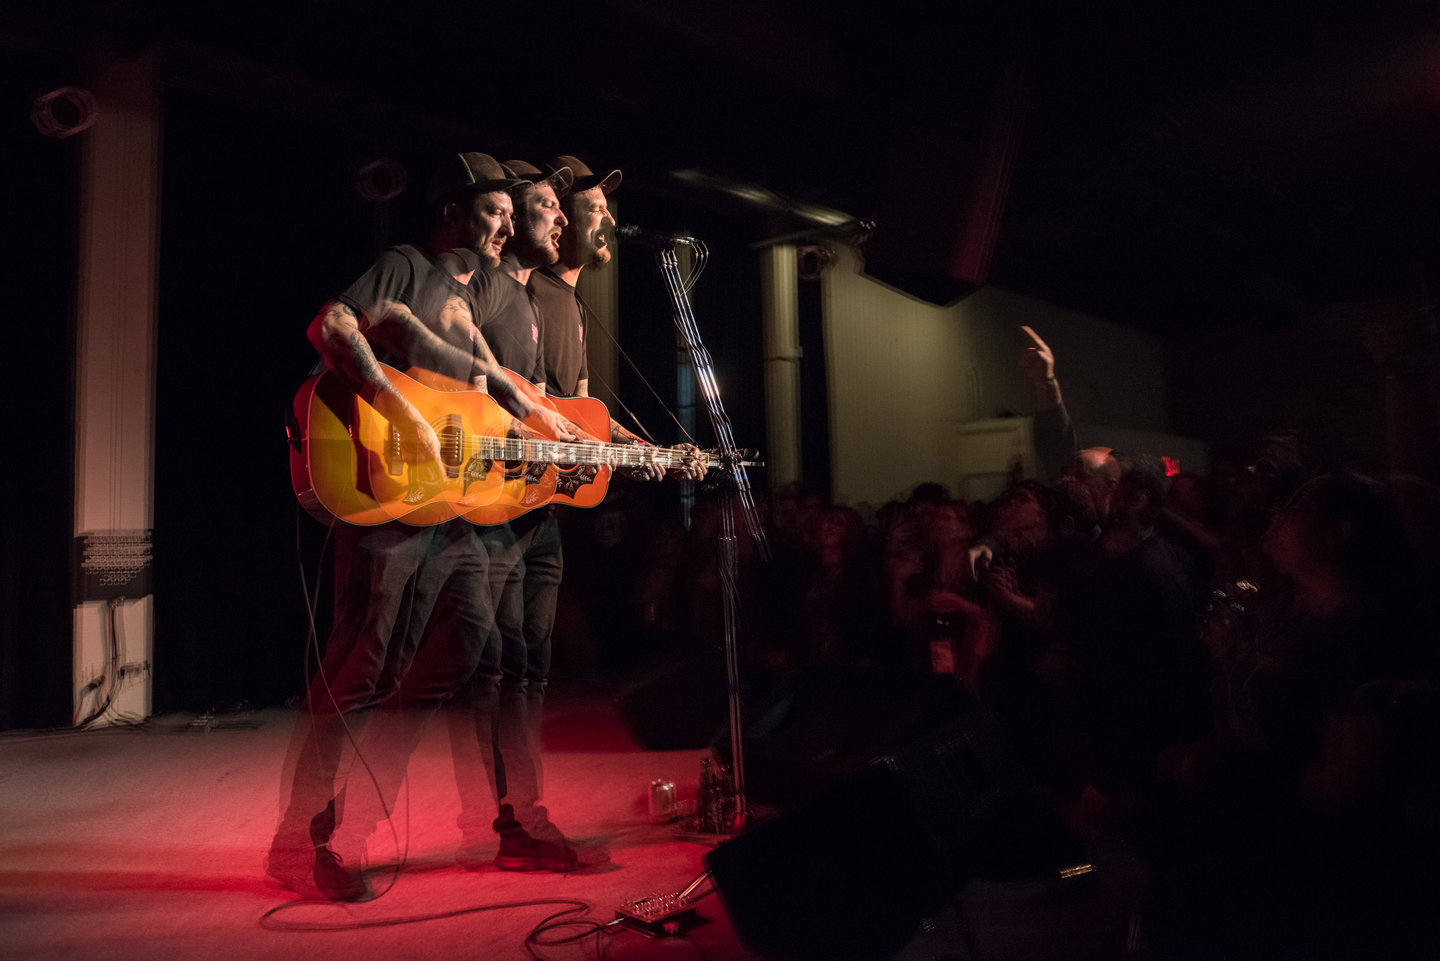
[528,266,588,397]
[335,244,481,382]
[469,262,543,386]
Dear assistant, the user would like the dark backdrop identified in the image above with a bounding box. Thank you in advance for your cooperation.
[152,88,389,713]
[0,50,82,731]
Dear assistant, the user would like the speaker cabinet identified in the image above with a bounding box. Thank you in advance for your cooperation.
[706,709,1041,961]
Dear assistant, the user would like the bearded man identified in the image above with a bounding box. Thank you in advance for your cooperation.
[269,153,575,901]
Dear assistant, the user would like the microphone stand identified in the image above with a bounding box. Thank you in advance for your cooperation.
[651,239,769,832]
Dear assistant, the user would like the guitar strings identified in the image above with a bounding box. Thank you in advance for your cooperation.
[462,432,700,463]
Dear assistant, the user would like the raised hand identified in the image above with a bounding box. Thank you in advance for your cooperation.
[1020,325,1055,384]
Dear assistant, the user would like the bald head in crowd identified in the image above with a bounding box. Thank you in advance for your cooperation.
[1068,446,1121,519]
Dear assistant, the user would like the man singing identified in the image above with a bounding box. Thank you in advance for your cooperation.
[444,155,706,872]
[268,152,573,901]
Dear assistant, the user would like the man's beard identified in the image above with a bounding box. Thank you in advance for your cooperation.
[511,223,560,268]
[580,228,612,269]
[475,240,502,268]
[461,226,503,267]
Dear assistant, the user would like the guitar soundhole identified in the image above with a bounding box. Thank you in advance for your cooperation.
[438,416,464,479]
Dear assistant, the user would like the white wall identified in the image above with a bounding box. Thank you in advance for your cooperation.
[821,245,1180,505]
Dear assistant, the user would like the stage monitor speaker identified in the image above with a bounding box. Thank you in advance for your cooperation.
[614,650,729,750]
[705,709,1035,961]
[713,666,972,807]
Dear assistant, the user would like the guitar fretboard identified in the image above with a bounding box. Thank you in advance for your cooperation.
[466,435,717,469]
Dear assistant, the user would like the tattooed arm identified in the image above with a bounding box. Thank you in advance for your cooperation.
[573,379,703,481]
[307,301,441,466]
[363,299,576,441]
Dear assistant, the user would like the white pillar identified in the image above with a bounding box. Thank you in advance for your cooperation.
[72,48,161,726]
[760,244,802,486]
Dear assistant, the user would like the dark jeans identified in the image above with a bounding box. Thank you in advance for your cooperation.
[274,519,494,848]
[485,508,562,690]
[448,508,563,840]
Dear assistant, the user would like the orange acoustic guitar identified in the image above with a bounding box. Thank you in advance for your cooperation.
[287,363,745,526]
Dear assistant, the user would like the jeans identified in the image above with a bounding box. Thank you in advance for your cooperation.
[448,508,564,840]
[274,519,494,848]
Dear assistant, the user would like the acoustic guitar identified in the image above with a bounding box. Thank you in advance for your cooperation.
[287,364,739,526]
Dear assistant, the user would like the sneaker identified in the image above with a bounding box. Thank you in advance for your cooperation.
[495,834,578,873]
[265,801,338,894]
[309,800,337,847]
[521,805,567,845]
[265,842,315,895]
[313,846,369,901]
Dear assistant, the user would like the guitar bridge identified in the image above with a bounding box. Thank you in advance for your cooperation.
[387,425,404,475]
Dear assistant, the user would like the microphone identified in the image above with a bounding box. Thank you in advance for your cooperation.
[720,448,763,468]
[615,224,699,247]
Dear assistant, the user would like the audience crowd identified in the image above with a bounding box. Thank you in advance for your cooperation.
[552,342,1440,960]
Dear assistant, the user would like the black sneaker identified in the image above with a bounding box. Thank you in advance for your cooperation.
[265,842,314,894]
[495,834,578,873]
[313,845,369,901]
[309,800,337,847]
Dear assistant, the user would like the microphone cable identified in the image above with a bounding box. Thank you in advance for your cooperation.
[294,505,409,901]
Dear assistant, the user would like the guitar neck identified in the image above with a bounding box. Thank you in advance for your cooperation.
[467,435,739,470]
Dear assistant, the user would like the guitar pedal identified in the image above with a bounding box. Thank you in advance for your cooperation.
[615,892,703,938]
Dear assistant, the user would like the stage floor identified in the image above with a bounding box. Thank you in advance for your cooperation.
[0,681,1142,960]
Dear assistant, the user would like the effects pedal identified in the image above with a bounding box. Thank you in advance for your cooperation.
[615,892,705,938]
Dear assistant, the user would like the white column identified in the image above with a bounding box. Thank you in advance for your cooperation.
[760,244,802,486]
[72,48,161,726]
